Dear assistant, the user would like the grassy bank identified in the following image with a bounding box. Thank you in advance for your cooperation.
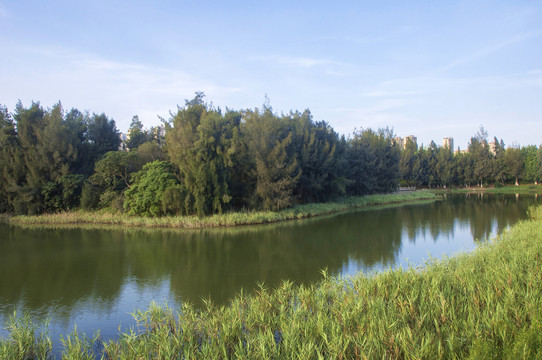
[3,206,542,359]
[431,183,542,195]
[4,191,436,229]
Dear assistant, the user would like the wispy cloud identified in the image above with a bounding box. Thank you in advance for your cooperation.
[0,45,240,129]
[361,90,422,97]
[253,54,346,69]
[277,56,332,68]
[431,29,542,75]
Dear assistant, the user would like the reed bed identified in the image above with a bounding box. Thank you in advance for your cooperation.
[5,192,436,229]
[2,205,542,359]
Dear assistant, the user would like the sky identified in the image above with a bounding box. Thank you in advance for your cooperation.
[1,0,541,150]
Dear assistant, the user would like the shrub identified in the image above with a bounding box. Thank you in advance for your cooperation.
[124,161,179,217]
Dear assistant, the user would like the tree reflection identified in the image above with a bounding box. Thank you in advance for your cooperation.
[0,194,539,320]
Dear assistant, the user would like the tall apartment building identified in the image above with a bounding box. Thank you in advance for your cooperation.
[394,135,417,150]
[442,137,454,152]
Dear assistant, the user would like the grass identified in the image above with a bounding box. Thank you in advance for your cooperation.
[2,205,542,359]
[3,191,437,229]
[432,183,542,195]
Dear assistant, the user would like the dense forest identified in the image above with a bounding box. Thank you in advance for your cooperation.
[0,93,398,217]
[1,93,540,217]
[399,127,542,189]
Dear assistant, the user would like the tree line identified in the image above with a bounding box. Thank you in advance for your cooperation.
[0,93,399,217]
[399,127,542,188]
[2,95,540,218]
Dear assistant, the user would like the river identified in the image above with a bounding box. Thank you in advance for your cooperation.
[0,193,539,351]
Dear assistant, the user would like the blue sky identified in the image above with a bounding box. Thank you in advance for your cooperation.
[1,0,541,150]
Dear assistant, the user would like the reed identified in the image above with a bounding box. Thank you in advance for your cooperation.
[3,205,542,359]
[0,312,52,360]
[5,191,437,229]
[432,184,542,195]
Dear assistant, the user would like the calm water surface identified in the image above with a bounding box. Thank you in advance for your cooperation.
[0,193,540,349]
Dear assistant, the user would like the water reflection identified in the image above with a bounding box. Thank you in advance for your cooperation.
[0,194,539,346]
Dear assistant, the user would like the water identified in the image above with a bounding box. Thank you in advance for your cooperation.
[0,193,539,351]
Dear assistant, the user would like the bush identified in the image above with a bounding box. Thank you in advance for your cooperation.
[124,161,179,217]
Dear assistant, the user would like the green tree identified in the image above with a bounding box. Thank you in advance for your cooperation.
[399,137,418,187]
[242,106,301,211]
[435,145,454,188]
[136,141,167,165]
[346,128,399,195]
[126,115,150,150]
[166,93,240,217]
[468,127,493,187]
[0,105,25,213]
[90,151,142,193]
[124,161,179,216]
[42,174,85,212]
[87,113,121,161]
[505,146,523,186]
[523,145,540,184]
[291,110,345,203]
[492,138,507,186]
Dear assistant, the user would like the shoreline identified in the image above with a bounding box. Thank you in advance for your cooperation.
[429,183,542,195]
[2,191,437,230]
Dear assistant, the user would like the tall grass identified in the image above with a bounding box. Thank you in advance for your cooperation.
[5,191,436,229]
[0,312,52,359]
[3,205,542,359]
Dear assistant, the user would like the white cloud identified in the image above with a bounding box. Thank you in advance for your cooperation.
[0,46,240,131]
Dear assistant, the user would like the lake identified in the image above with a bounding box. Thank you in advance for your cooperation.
[0,193,539,350]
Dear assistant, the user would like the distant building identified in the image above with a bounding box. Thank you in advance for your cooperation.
[489,139,499,155]
[443,137,454,152]
[394,135,417,150]
[119,132,129,151]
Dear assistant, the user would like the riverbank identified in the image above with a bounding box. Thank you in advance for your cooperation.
[2,205,542,358]
[3,191,437,229]
[431,183,542,195]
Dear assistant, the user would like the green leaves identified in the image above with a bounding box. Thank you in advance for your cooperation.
[123,161,179,217]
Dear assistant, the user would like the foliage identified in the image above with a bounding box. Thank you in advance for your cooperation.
[166,93,240,217]
[242,106,301,211]
[124,161,179,216]
[2,97,540,217]
[126,115,151,150]
[41,174,85,212]
[90,151,141,195]
[346,128,399,195]
[0,312,52,359]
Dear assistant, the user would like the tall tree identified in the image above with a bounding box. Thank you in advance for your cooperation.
[126,115,150,150]
[522,145,539,184]
[166,93,240,217]
[87,113,121,162]
[399,137,418,186]
[291,110,344,203]
[242,106,301,211]
[346,128,399,195]
[468,127,493,187]
[505,146,523,186]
